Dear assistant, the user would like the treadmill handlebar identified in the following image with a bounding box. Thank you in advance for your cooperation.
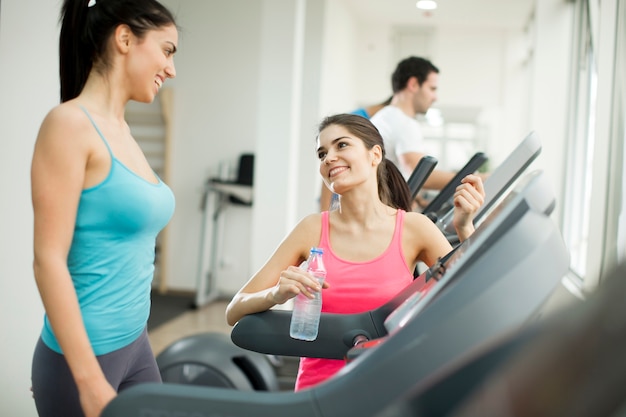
[231,267,444,360]
[407,155,438,199]
[231,309,386,360]
[422,152,488,217]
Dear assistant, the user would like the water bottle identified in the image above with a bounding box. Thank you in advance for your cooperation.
[289,247,326,341]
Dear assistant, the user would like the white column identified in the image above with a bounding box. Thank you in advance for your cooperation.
[250,0,325,273]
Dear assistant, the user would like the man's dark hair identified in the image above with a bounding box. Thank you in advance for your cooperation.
[391,56,439,93]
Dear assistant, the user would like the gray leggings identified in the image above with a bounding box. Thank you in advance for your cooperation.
[31,328,161,417]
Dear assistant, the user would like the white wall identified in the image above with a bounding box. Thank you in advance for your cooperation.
[160,0,325,294]
[0,1,57,415]
[159,0,263,292]
[318,0,362,116]
[250,0,328,277]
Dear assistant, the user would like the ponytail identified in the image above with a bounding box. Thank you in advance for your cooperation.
[58,0,176,102]
[59,0,92,102]
[379,159,412,212]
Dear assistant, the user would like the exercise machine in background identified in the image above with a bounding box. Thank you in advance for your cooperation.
[406,155,438,200]
[195,154,254,307]
[434,131,541,244]
[420,151,488,218]
[156,332,279,392]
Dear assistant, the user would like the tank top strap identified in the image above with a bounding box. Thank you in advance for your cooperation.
[393,209,405,249]
[395,209,405,228]
[320,211,331,248]
[79,106,114,158]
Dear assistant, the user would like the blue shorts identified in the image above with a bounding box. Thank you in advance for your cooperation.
[31,328,161,417]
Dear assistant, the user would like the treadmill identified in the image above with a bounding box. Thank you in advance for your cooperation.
[434,131,541,244]
[376,261,626,417]
[406,155,438,200]
[421,151,488,219]
[102,170,569,417]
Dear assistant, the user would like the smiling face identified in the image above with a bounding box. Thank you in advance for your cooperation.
[316,123,382,194]
[126,23,178,103]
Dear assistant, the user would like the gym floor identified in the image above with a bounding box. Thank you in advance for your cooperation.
[148,299,299,391]
[148,300,231,356]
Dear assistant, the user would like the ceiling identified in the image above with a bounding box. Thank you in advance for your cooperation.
[342,0,535,30]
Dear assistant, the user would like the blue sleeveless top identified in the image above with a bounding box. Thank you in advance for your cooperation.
[41,107,175,355]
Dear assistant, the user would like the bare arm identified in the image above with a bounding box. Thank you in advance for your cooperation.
[225,214,327,326]
[31,107,116,417]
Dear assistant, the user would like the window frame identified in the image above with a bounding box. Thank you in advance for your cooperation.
[561,0,623,289]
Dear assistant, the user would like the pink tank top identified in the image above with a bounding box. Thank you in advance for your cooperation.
[294,209,414,391]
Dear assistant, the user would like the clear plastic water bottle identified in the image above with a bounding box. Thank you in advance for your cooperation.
[289,247,326,341]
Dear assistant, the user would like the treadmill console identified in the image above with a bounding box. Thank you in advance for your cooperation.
[385,169,552,336]
[439,131,542,236]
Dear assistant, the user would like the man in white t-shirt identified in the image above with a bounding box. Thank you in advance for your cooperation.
[371,56,456,190]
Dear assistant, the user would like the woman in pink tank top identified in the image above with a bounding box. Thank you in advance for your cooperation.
[226,114,484,390]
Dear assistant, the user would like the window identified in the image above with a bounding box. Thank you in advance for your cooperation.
[563,0,625,283]
[610,0,626,265]
[562,0,597,280]
[419,106,487,173]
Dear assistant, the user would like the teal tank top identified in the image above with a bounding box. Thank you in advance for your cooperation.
[41,107,175,355]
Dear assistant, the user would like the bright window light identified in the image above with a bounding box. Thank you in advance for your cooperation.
[416,0,437,11]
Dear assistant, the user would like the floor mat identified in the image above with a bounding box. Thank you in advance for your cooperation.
[148,290,195,331]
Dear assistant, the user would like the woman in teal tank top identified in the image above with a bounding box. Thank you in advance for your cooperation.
[30,1,178,416]
[226,114,486,391]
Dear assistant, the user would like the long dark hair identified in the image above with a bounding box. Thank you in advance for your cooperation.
[317,114,412,212]
[59,0,177,102]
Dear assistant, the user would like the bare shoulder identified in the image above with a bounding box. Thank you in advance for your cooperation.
[36,101,93,148]
[32,102,97,175]
[259,213,323,270]
[298,212,323,228]
[403,211,438,233]
[278,213,323,254]
[403,210,449,242]
[41,101,88,127]
[292,213,323,241]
